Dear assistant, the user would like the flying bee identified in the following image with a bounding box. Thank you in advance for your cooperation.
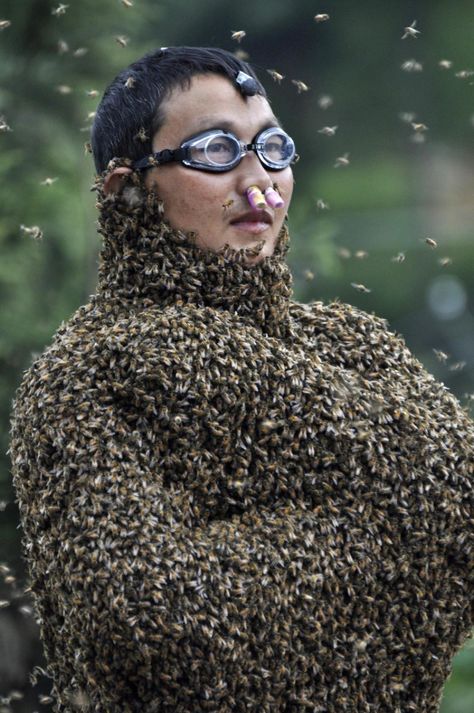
[56,85,72,94]
[115,35,129,47]
[401,59,423,72]
[433,349,449,363]
[455,69,474,79]
[314,14,330,22]
[39,695,54,704]
[449,361,466,372]
[40,177,58,186]
[334,153,350,167]
[85,89,99,97]
[337,247,351,259]
[267,69,284,84]
[121,0,134,6]
[20,224,43,240]
[411,122,428,132]
[424,237,437,248]
[438,256,452,266]
[124,76,136,89]
[316,198,329,210]
[318,125,338,136]
[86,111,96,120]
[73,47,88,57]
[402,20,420,40]
[355,250,368,259]
[399,111,416,123]
[231,30,246,43]
[134,127,148,142]
[0,116,12,132]
[291,80,309,93]
[303,269,315,280]
[57,39,69,53]
[234,49,249,61]
[438,59,453,70]
[318,94,333,109]
[222,199,234,212]
[0,20,12,30]
[51,4,69,16]
[391,252,406,263]
[351,282,371,293]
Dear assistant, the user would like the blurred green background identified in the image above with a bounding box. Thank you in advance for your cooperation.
[0,0,473,710]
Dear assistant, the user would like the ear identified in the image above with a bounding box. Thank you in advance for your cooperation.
[103,167,133,195]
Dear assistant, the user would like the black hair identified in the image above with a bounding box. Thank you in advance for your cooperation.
[91,46,267,174]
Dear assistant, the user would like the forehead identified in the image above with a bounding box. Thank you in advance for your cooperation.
[154,73,278,146]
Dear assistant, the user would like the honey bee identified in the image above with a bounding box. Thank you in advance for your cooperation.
[355,250,368,259]
[222,199,234,212]
[317,94,333,109]
[399,111,416,123]
[438,59,452,70]
[134,127,148,142]
[84,141,92,154]
[0,20,12,30]
[51,4,69,17]
[433,349,449,363]
[0,116,12,132]
[115,35,129,47]
[334,153,350,168]
[73,47,88,57]
[40,177,58,186]
[316,198,329,210]
[424,237,437,248]
[314,14,330,23]
[231,30,246,43]
[318,125,338,136]
[448,361,466,372]
[455,69,474,79]
[291,80,309,93]
[56,85,72,94]
[438,257,452,267]
[402,20,420,40]
[401,59,423,72]
[20,224,43,241]
[124,76,136,89]
[121,0,134,6]
[351,283,371,293]
[337,247,351,259]
[391,252,405,263]
[85,89,99,97]
[411,122,428,132]
[303,269,315,281]
[267,69,285,84]
[57,39,69,53]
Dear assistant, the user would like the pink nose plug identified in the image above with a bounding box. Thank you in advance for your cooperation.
[246,184,284,209]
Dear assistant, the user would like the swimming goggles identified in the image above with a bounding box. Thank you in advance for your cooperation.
[132,126,297,173]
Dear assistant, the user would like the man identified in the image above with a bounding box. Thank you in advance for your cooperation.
[10,47,473,712]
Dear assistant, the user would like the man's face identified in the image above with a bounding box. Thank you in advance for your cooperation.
[144,73,294,264]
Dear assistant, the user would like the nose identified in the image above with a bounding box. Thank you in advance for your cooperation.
[235,149,272,197]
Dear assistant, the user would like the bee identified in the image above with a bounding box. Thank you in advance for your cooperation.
[234,49,249,61]
[438,256,452,267]
[51,4,69,16]
[316,198,329,210]
[314,14,330,23]
[84,141,92,154]
[121,0,134,6]
[56,84,72,94]
[318,125,338,136]
[86,111,96,120]
[39,695,54,704]
[231,30,246,43]
[73,47,88,57]
[222,199,234,212]
[0,20,12,30]
[399,111,416,123]
[57,39,69,53]
[391,252,406,263]
[267,69,285,84]
[40,177,58,186]
[351,282,371,293]
[402,20,420,40]
[433,349,449,363]
[0,600,9,608]
[337,247,351,259]
[124,76,136,89]
[438,59,453,70]
[355,250,368,259]
[115,35,129,47]
[401,59,423,72]
[303,269,315,281]
[455,70,474,79]
[411,122,428,132]
[318,94,333,109]
[20,224,43,240]
[86,89,99,97]
[448,361,466,372]
[0,116,12,132]
[424,237,437,248]
[291,80,309,93]
[334,153,350,168]
[134,127,148,142]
